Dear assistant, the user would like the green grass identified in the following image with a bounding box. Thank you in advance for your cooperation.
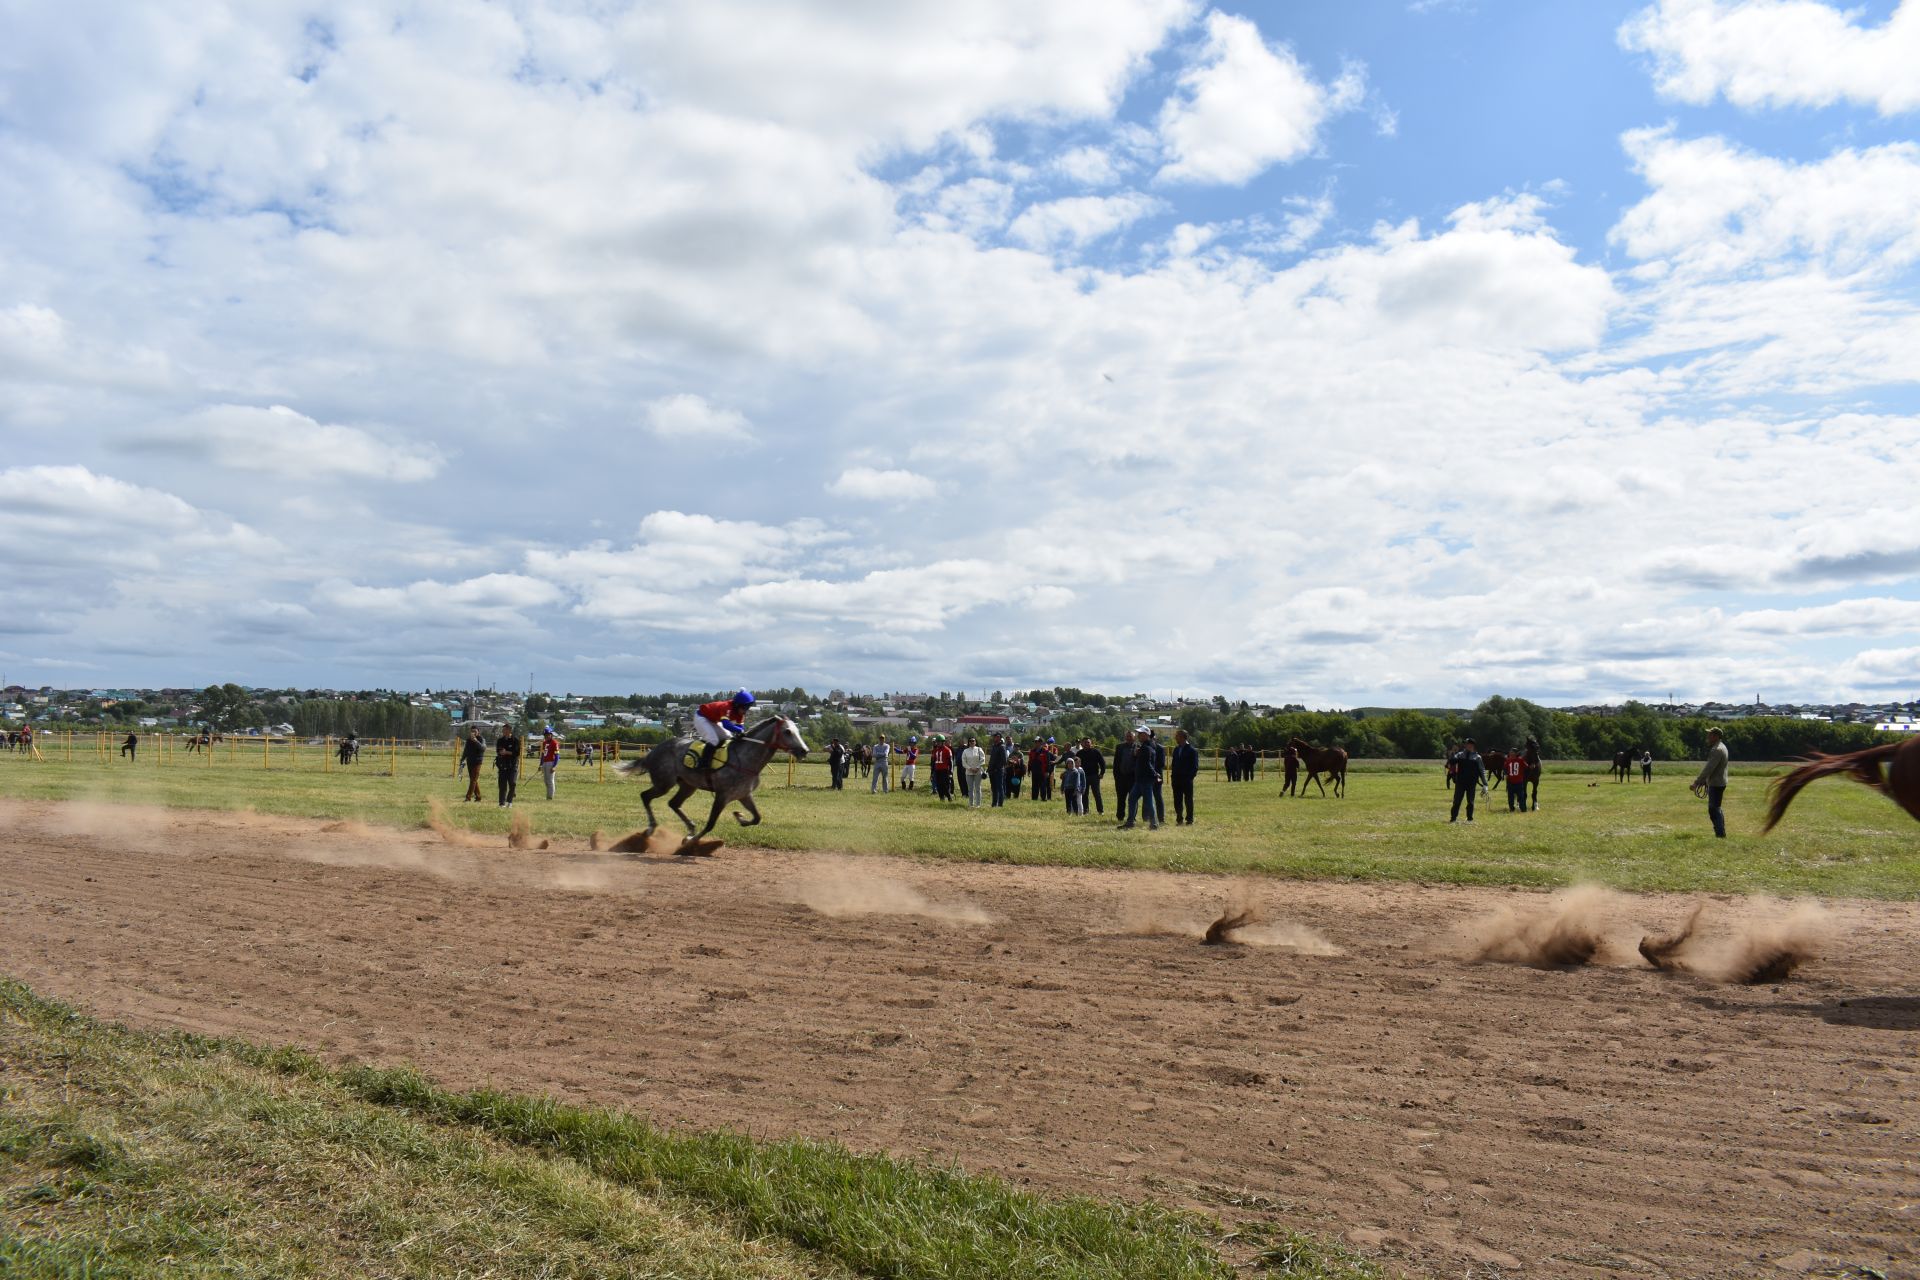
[4,741,1917,897]
[0,978,1372,1279]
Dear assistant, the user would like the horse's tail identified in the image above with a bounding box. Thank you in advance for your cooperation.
[617,739,675,781]
[1762,744,1898,833]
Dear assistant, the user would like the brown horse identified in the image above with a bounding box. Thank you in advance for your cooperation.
[1762,736,1920,832]
[1287,737,1348,798]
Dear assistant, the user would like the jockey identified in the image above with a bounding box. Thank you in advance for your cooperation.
[693,689,754,773]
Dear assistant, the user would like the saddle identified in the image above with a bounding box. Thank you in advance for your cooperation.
[682,738,733,772]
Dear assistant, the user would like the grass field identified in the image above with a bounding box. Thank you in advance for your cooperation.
[4,741,1916,897]
[0,978,1379,1280]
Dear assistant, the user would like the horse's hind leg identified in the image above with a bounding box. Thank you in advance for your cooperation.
[639,776,673,831]
[666,784,700,836]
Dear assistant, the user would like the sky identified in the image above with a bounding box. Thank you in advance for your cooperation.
[2,0,1918,706]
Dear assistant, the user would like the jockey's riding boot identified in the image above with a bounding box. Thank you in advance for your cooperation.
[699,742,718,774]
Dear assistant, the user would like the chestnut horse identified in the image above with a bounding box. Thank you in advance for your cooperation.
[1762,736,1920,832]
[1287,737,1348,798]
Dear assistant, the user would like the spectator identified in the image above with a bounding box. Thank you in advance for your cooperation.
[539,727,561,800]
[1449,739,1482,823]
[1006,750,1024,799]
[1077,737,1107,815]
[1504,746,1527,812]
[1060,753,1086,814]
[1640,748,1653,784]
[988,733,1009,806]
[1690,728,1730,838]
[1027,738,1051,802]
[1171,728,1199,825]
[1112,730,1136,810]
[827,738,849,790]
[1282,743,1299,795]
[495,724,522,807]
[1120,726,1161,830]
[960,736,985,807]
[120,731,137,762]
[460,727,485,802]
[930,735,954,801]
[870,734,892,793]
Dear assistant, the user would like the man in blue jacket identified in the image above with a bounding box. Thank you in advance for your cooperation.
[1170,728,1200,825]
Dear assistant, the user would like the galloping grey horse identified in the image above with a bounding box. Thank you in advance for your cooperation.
[620,715,810,845]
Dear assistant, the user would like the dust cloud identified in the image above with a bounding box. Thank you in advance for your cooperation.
[1638,900,1830,984]
[1130,882,1341,953]
[506,810,549,850]
[1462,884,1618,968]
[784,866,993,926]
[425,798,492,848]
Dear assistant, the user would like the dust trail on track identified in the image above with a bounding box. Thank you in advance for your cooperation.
[783,863,993,925]
[1461,884,1618,967]
[1639,900,1831,984]
[1131,880,1341,953]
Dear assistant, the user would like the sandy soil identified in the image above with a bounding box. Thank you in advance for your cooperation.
[2,798,1916,1279]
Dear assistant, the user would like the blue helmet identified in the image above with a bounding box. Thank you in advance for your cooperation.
[732,689,755,707]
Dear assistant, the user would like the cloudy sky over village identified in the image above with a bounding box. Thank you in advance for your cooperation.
[3,0,1918,704]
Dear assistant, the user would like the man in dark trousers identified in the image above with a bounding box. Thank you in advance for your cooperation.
[120,732,137,761]
[826,738,849,790]
[1077,737,1107,815]
[1111,730,1136,822]
[1449,739,1482,823]
[1170,728,1200,824]
[987,733,1009,807]
[1145,729,1168,824]
[1504,747,1527,811]
[1120,727,1161,830]
[495,723,522,807]
[1282,743,1299,795]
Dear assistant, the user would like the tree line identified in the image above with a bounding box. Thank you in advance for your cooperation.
[803,696,1901,761]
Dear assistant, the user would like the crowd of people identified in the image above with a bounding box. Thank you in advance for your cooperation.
[1443,737,1543,821]
[821,726,1207,828]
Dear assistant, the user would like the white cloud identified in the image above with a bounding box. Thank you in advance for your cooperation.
[1838,645,1920,687]
[1729,597,1920,637]
[1613,130,1920,275]
[1621,0,1920,115]
[131,404,443,481]
[314,573,561,625]
[1008,192,1163,251]
[1155,11,1364,185]
[826,467,938,503]
[1053,145,1124,186]
[642,394,756,443]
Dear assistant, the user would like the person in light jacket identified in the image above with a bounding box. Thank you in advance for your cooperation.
[1690,727,1730,838]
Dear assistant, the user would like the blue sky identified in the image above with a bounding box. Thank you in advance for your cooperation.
[1,0,1917,705]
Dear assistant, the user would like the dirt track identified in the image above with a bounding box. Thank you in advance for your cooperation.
[3,799,1917,1279]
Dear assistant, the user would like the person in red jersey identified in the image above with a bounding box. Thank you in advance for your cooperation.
[692,689,754,774]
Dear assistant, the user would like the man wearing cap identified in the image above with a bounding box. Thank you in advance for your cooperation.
[988,733,1009,806]
[1690,728,1730,838]
[1448,739,1481,822]
[539,726,561,799]
[930,735,954,801]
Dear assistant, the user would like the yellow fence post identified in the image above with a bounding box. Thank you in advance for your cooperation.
[388,737,396,778]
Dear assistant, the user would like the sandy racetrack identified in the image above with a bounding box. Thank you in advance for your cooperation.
[3,800,1916,1278]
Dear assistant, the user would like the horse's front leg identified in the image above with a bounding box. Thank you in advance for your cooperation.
[733,793,761,827]
[667,784,699,835]
[695,792,727,838]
